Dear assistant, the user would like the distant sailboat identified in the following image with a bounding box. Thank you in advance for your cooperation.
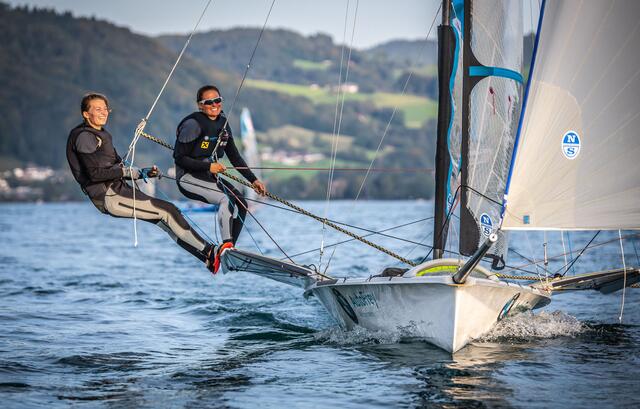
[239,107,262,206]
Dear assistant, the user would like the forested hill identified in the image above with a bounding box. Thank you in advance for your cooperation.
[0,3,235,169]
[0,3,438,200]
[158,29,438,95]
[366,39,439,67]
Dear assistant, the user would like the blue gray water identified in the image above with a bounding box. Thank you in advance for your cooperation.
[1,201,639,408]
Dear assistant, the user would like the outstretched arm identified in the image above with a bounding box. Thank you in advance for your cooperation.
[224,135,257,183]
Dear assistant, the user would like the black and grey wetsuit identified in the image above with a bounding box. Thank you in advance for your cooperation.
[174,112,256,244]
[66,123,212,262]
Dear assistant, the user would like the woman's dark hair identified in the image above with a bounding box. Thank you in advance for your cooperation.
[197,85,221,102]
[81,92,109,114]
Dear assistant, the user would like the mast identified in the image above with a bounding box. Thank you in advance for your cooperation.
[432,0,455,259]
[460,0,478,257]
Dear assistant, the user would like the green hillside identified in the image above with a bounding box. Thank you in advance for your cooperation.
[245,79,437,129]
[0,4,437,201]
[157,28,438,98]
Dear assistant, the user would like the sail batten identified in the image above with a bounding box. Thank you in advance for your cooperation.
[502,0,640,231]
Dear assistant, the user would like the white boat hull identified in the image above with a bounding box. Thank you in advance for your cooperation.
[220,249,551,353]
[309,276,550,353]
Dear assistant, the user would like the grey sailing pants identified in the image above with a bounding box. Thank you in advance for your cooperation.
[98,184,210,262]
[177,173,248,244]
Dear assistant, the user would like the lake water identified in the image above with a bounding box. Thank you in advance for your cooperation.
[1,201,639,408]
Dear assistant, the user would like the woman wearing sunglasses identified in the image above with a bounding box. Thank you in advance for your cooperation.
[174,85,267,273]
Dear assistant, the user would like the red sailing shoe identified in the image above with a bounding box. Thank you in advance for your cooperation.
[205,245,218,274]
[213,242,234,274]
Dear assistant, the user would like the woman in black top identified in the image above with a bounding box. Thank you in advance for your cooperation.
[67,92,217,272]
[174,85,266,272]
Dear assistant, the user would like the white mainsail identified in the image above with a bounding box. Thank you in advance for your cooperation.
[502,0,640,231]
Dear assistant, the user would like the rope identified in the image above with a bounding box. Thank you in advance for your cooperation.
[123,0,214,246]
[287,217,432,259]
[228,166,435,173]
[137,131,417,266]
[322,2,442,273]
[134,131,562,282]
[163,171,431,247]
[214,0,277,156]
[321,0,358,270]
[221,171,417,266]
[494,273,542,281]
[618,230,627,323]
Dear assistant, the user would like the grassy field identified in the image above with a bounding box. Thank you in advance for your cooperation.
[292,59,332,71]
[245,79,436,128]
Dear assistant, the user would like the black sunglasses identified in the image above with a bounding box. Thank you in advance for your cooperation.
[199,97,223,105]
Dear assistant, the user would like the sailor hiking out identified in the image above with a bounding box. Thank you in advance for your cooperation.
[66,92,218,273]
[174,85,267,272]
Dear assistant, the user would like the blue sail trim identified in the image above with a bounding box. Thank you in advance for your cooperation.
[453,0,464,34]
[445,12,463,211]
[468,66,524,83]
[500,0,547,220]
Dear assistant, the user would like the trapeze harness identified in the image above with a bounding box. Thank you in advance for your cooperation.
[174,111,256,244]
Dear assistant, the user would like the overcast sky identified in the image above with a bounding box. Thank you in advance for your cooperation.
[6,0,540,48]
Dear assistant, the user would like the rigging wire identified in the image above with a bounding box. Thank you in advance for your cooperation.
[287,217,432,259]
[419,184,461,264]
[323,2,443,272]
[618,230,628,323]
[127,138,417,266]
[160,173,428,242]
[227,166,435,172]
[503,232,640,274]
[216,0,277,148]
[321,0,357,270]
[560,230,568,276]
[632,237,640,266]
[318,0,351,267]
[555,231,600,276]
[123,0,214,246]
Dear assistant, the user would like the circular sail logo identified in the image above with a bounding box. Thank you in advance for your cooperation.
[480,213,493,237]
[561,130,581,160]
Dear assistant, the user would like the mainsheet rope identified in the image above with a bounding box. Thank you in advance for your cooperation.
[140,128,587,280]
[140,128,615,282]
[137,131,418,266]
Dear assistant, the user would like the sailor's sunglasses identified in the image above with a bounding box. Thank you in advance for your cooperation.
[199,97,224,105]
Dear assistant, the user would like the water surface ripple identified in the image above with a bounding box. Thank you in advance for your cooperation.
[1,202,638,408]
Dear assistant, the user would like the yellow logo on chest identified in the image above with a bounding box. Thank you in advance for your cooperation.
[200,141,210,149]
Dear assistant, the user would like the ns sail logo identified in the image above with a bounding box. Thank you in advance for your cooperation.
[561,131,581,160]
[480,213,493,237]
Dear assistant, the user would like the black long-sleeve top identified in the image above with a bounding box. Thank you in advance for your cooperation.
[174,116,257,183]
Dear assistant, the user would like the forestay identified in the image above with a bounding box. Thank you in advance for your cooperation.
[502,0,640,231]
